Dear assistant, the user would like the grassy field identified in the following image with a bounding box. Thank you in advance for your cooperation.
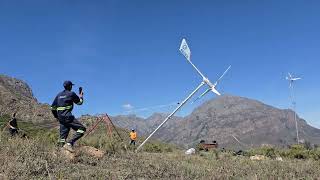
[1,116,320,179]
[1,135,320,179]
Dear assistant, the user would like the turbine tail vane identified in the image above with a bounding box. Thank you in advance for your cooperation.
[179,38,191,62]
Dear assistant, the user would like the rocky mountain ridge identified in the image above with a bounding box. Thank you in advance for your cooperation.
[0,75,54,123]
[110,95,320,149]
[1,74,320,149]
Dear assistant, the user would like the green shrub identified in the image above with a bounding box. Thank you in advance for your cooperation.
[143,142,173,153]
[144,143,162,153]
[282,144,309,159]
[309,148,320,160]
[80,133,127,154]
[248,146,277,158]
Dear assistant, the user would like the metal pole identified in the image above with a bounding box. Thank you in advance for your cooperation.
[84,117,103,138]
[136,82,206,152]
[290,83,299,144]
[188,60,206,80]
[106,114,124,141]
[294,103,299,144]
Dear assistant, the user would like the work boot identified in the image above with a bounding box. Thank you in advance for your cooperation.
[63,143,75,153]
[57,142,65,147]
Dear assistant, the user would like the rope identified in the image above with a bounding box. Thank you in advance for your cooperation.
[231,135,249,148]
[122,101,179,115]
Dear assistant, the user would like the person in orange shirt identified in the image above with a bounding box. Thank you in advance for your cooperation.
[129,129,137,146]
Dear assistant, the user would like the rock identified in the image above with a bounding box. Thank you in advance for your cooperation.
[276,157,283,161]
[250,155,267,161]
[78,146,105,159]
[185,148,196,155]
[61,149,76,161]
[0,173,6,179]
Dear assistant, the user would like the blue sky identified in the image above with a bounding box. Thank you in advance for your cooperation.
[0,1,320,127]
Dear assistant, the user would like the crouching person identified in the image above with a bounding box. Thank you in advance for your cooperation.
[8,113,18,136]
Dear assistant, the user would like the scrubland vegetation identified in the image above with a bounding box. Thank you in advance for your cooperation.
[1,116,320,179]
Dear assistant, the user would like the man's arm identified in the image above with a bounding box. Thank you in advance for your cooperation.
[9,118,17,129]
[72,92,83,105]
[51,96,58,119]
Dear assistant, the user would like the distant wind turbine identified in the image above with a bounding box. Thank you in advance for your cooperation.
[286,72,302,144]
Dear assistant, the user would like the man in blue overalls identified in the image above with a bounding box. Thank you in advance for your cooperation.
[51,81,86,152]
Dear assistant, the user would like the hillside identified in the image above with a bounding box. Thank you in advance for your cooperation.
[0,75,55,124]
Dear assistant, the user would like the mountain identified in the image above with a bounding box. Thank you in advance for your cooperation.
[0,75,55,124]
[2,74,320,149]
[111,95,320,149]
[110,113,183,136]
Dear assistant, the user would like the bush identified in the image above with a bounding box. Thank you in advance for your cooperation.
[80,133,127,154]
[282,144,309,159]
[248,146,277,158]
[143,142,173,153]
[144,143,163,153]
[309,148,320,160]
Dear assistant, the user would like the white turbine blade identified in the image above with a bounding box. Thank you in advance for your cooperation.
[211,87,221,96]
[292,78,301,81]
[214,65,231,86]
[191,89,211,104]
[179,38,191,61]
[288,73,292,79]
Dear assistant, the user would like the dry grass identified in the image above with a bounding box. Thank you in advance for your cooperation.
[1,133,320,180]
[1,115,320,179]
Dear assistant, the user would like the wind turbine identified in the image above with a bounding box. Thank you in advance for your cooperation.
[192,65,231,104]
[286,72,302,144]
[136,38,231,152]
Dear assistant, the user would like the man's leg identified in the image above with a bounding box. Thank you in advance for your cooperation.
[9,128,14,136]
[13,129,18,136]
[68,119,86,146]
[130,140,136,146]
[59,123,70,146]
[9,128,18,137]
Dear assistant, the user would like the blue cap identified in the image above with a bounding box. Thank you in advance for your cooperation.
[63,81,74,87]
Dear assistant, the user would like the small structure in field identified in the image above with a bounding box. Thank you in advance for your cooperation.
[198,140,218,151]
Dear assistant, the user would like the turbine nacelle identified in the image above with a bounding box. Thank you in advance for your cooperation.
[286,72,301,88]
[203,77,221,96]
[192,65,231,104]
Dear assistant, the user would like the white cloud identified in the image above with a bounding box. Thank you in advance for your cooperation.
[122,104,134,111]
